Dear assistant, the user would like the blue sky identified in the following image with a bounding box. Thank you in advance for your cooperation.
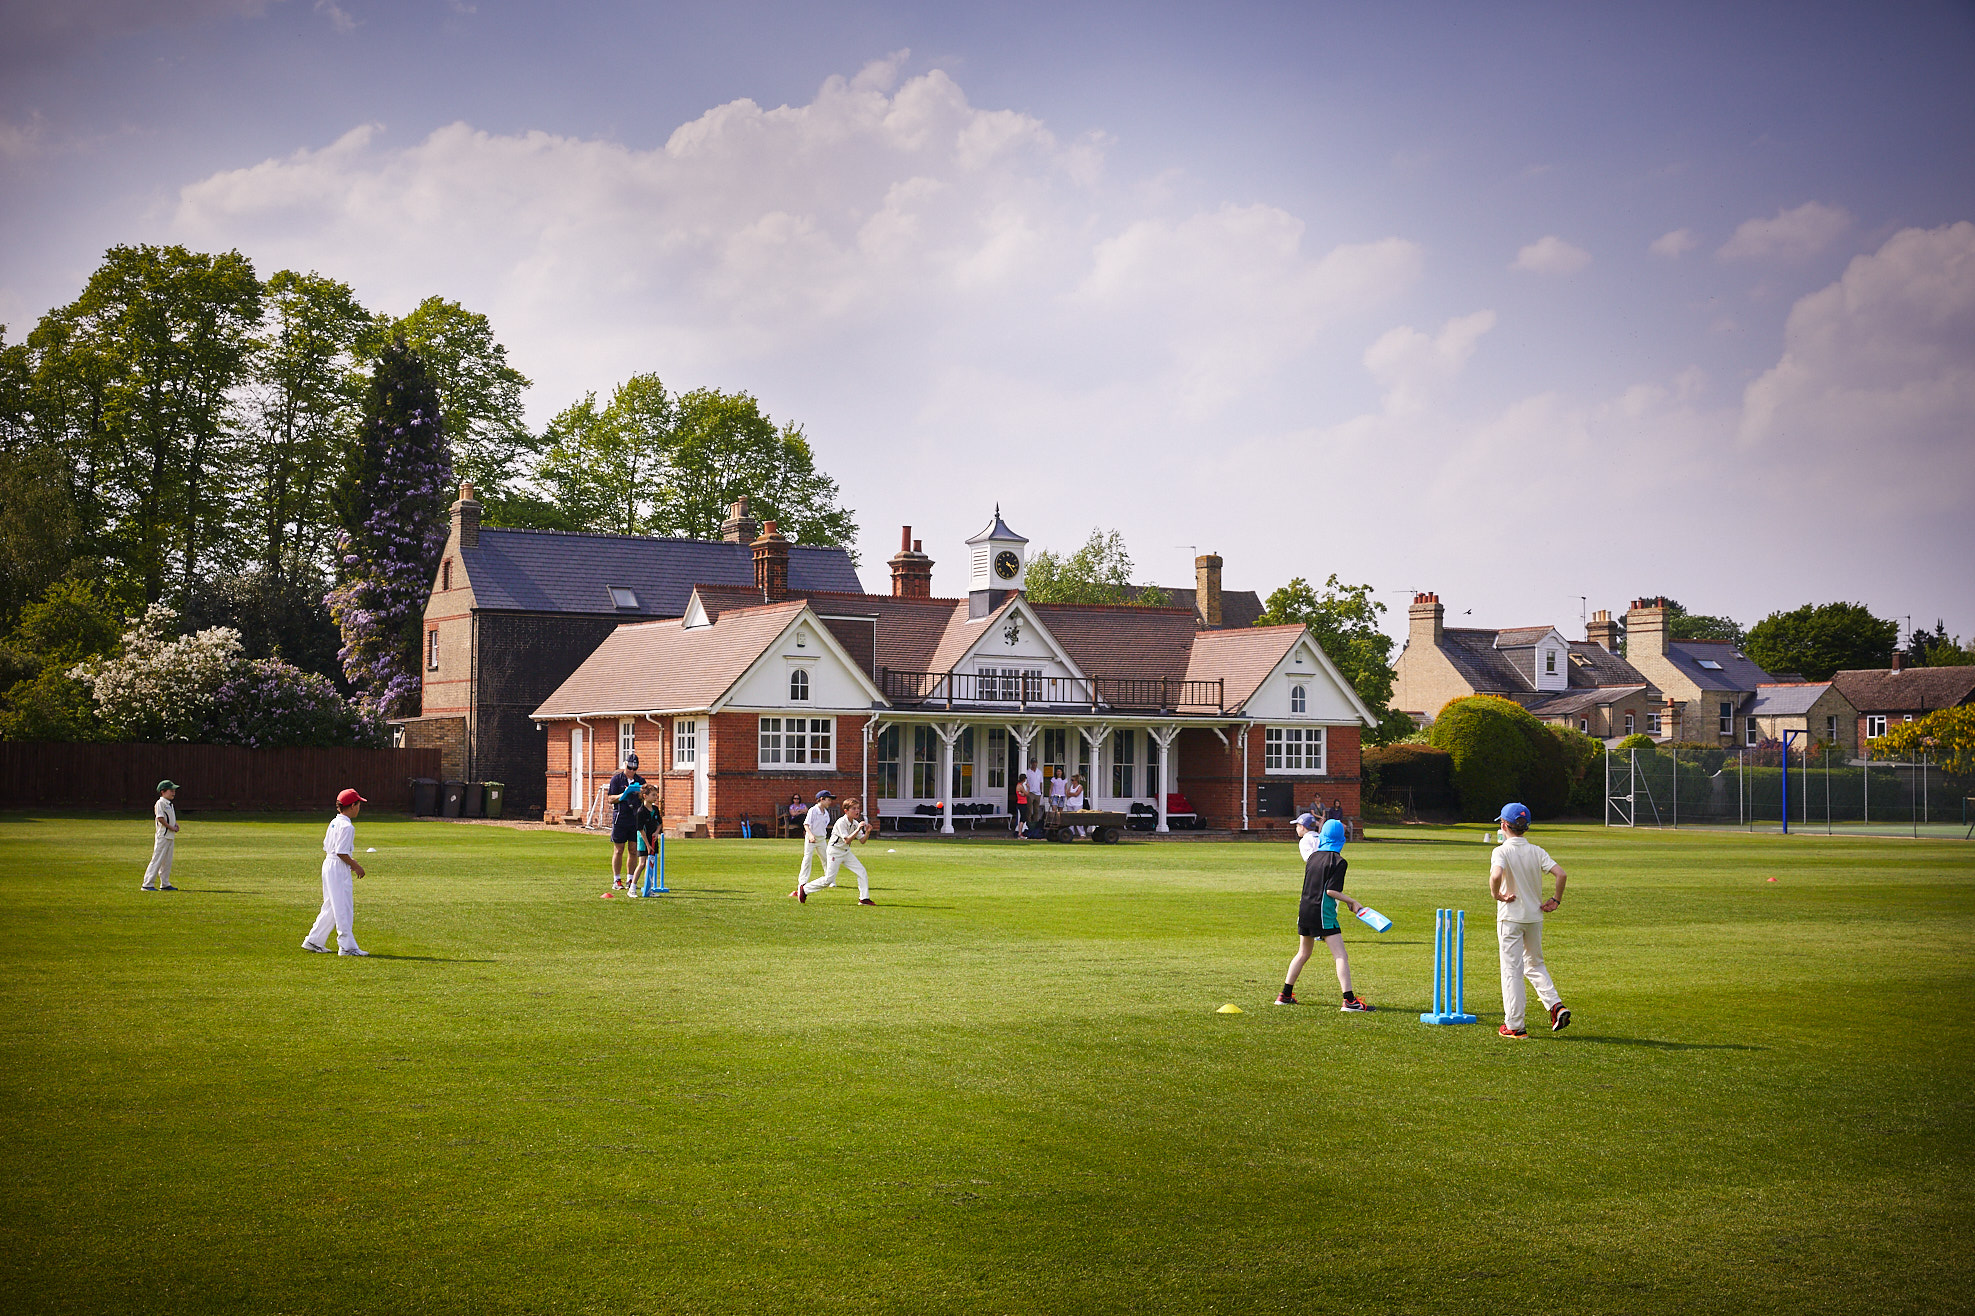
[4,1,1972,643]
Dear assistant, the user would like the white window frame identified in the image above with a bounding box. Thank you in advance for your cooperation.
[758,715,835,769]
[1719,701,1733,735]
[1648,711,1662,735]
[426,628,440,670]
[1866,715,1886,739]
[1264,725,1327,774]
[986,727,1008,790]
[789,668,810,702]
[1826,715,1838,741]
[618,719,636,765]
[1289,684,1307,714]
[673,718,697,769]
[875,725,901,799]
[1624,712,1635,735]
[1110,729,1135,798]
[1746,717,1759,747]
[1545,649,1557,675]
[1578,718,1588,733]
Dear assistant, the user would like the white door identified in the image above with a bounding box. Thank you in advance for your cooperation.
[569,726,586,813]
[691,719,709,815]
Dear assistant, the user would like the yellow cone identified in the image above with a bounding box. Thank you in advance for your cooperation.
[1217,1003,1243,1014]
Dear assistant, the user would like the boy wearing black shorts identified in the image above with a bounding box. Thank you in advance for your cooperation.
[1277,813,1372,1011]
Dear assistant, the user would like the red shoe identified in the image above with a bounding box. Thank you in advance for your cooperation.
[858,898,875,905]
[1339,998,1373,1013]
[1549,1003,1572,1032]
[1273,991,1297,1005]
[797,885,808,904]
[1498,1024,1528,1039]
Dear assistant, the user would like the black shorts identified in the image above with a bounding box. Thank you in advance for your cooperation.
[611,820,638,844]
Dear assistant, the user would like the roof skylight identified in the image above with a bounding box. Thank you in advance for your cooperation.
[1696,658,1722,670]
[609,587,640,610]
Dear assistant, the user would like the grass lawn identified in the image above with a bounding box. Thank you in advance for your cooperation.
[1,813,1970,1314]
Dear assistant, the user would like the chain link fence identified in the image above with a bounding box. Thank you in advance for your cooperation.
[1604,747,1971,838]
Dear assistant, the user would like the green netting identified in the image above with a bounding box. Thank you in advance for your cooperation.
[1604,748,1971,836]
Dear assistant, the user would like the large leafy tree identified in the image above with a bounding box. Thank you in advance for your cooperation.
[1023,528,1169,607]
[1744,602,1899,681]
[534,374,675,535]
[325,339,453,720]
[378,297,535,512]
[1255,574,1413,744]
[1908,620,1974,667]
[0,447,81,626]
[1630,595,1745,646]
[654,388,856,550]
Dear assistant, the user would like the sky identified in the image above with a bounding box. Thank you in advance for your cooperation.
[4,0,1973,646]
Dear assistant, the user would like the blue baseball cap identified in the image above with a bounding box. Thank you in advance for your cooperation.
[815,789,836,801]
[1295,812,1320,831]
[1498,802,1531,827]
[1316,818,1349,852]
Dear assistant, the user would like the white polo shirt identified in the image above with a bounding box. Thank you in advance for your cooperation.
[323,813,355,865]
[154,797,176,837]
[1490,834,1556,924]
[828,813,864,853]
[805,805,832,842]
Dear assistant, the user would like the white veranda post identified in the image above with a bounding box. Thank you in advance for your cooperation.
[1077,724,1111,803]
[1007,721,1041,821]
[935,721,964,834]
[1149,725,1181,833]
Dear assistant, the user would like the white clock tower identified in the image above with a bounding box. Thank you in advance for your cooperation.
[966,505,1028,618]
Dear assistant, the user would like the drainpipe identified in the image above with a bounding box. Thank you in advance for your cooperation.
[1238,725,1249,831]
[863,718,875,827]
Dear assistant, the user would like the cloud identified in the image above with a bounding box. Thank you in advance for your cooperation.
[1717,201,1851,262]
[0,0,270,70]
[1362,310,1496,414]
[1649,228,1698,259]
[1510,235,1590,275]
[313,0,354,33]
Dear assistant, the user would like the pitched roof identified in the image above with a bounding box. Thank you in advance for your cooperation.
[1746,682,1837,717]
[1831,666,1975,713]
[1437,627,1532,693]
[1527,685,1650,718]
[1661,640,1773,693]
[1124,585,1266,629]
[530,600,813,718]
[459,528,862,617]
[1565,642,1655,688]
[1494,626,1559,647]
[691,585,972,676]
[1184,625,1305,710]
[1031,602,1199,682]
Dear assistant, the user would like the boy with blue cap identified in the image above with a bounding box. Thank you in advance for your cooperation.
[1277,812,1371,1010]
[1488,802,1570,1037]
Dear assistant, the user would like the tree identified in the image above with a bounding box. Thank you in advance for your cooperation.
[1023,528,1169,608]
[1255,574,1411,744]
[0,447,81,626]
[1909,621,1974,667]
[245,270,375,586]
[378,297,535,512]
[0,578,122,741]
[71,603,243,742]
[654,388,857,550]
[1875,706,1975,777]
[1744,602,1899,681]
[184,569,347,685]
[1629,596,1744,647]
[325,339,454,721]
[533,375,675,536]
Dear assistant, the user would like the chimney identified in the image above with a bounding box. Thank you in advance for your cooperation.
[1194,553,1224,629]
[1626,596,1670,659]
[1890,652,1906,673]
[450,482,482,550]
[752,521,790,601]
[720,496,760,545]
[1408,592,1444,648]
[889,526,934,598]
[1586,608,1619,652]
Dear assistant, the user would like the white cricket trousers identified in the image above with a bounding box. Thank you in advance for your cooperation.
[1497,919,1561,1032]
[307,859,361,952]
[804,847,868,899]
[796,834,822,885]
[142,835,174,888]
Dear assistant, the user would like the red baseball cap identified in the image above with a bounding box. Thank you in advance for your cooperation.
[337,789,367,806]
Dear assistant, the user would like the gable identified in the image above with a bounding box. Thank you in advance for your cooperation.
[719,609,887,712]
[1240,634,1376,726]
[943,597,1091,684]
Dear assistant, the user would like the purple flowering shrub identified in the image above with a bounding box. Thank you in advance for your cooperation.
[326,339,454,722]
[209,659,383,749]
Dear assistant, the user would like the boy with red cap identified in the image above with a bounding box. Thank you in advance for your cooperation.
[304,789,369,956]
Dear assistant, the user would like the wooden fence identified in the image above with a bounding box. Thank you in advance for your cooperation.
[0,743,444,812]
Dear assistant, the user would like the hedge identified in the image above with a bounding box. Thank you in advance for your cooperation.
[1427,695,1571,821]
[1364,744,1456,814]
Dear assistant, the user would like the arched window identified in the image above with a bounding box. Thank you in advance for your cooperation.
[790,668,810,701]
[1290,685,1306,713]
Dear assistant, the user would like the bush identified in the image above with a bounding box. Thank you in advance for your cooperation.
[1548,723,1606,815]
[1427,695,1571,821]
[1671,741,1728,774]
[208,659,382,749]
[1363,743,1456,816]
[1615,733,1656,751]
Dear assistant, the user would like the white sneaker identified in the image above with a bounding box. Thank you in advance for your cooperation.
[302,941,331,953]
[338,947,370,957]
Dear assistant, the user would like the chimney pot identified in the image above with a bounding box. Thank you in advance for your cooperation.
[721,497,761,545]
[751,520,790,600]
[889,524,934,599]
[1408,590,1446,646]
[1890,652,1906,672]
[450,483,483,550]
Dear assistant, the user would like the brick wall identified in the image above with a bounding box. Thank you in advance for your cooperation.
[706,710,869,837]
[1174,724,1362,832]
[398,716,467,781]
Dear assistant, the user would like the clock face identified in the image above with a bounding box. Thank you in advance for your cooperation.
[993,550,1021,581]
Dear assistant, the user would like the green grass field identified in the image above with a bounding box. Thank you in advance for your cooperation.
[2,813,1971,1314]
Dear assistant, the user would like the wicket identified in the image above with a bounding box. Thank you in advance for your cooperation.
[641,836,668,896]
[1420,908,1479,1024]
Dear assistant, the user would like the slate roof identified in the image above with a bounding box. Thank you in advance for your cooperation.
[1525,685,1650,719]
[1567,642,1650,686]
[1123,585,1266,630]
[458,528,862,618]
[1746,683,1836,718]
[1662,641,1773,693]
[1438,628,1534,692]
[1831,666,1975,713]
[531,601,812,718]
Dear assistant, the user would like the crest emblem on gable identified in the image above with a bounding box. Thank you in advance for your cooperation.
[1003,615,1022,646]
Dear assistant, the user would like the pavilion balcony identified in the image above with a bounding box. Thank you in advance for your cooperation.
[879,669,1226,715]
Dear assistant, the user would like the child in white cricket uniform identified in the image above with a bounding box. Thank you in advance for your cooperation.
[304,789,368,956]
[798,796,874,905]
[1488,802,1570,1037]
[789,789,835,898]
[142,779,180,891]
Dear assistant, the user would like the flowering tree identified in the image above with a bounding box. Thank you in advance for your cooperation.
[72,604,245,741]
[325,337,453,721]
[1874,707,1975,777]
[209,658,378,748]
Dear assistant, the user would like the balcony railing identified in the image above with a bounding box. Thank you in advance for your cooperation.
[880,669,1225,714]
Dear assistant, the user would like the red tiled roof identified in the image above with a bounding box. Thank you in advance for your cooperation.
[530,600,809,718]
[1831,667,1975,714]
[1185,625,1305,711]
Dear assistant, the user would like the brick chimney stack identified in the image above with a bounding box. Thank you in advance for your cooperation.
[720,497,760,545]
[1890,651,1906,673]
[450,482,482,550]
[889,526,934,598]
[1626,596,1671,659]
[1586,608,1620,652]
[1408,592,1444,648]
[752,521,790,601]
[1194,553,1224,629]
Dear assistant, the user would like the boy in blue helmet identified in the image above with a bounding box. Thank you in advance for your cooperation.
[1277,812,1372,1011]
[1489,802,1571,1038]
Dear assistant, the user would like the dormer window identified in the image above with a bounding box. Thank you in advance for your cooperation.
[609,587,639,610]
[1544,650,1557,674]
[1569,653,1591,668]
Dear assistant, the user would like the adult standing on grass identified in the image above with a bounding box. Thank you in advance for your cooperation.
[798,796,874,905]
[789,789,835,897]
[608,769,648,891]
[1277,812,1372,1011]
[304,789,368,957]
[1489,802,1570,1038]
[141,780,180,892]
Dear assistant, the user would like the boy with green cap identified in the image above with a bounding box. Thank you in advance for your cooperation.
[142,780,180,891]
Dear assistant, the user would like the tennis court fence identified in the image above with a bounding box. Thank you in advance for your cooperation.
[1603,747,1971,838]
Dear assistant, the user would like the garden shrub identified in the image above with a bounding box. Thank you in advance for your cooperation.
[1427,695,1571,821]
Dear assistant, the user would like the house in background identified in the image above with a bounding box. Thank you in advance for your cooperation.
[1831,660,1975,754]
[1391,595,1662,741]
[393,489,863,818]
[1616,597,1776,746]
[1744,682,1860,756]
[532,511,1377,837]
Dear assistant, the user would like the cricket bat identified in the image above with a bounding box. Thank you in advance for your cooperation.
[1354,906,1393,933]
